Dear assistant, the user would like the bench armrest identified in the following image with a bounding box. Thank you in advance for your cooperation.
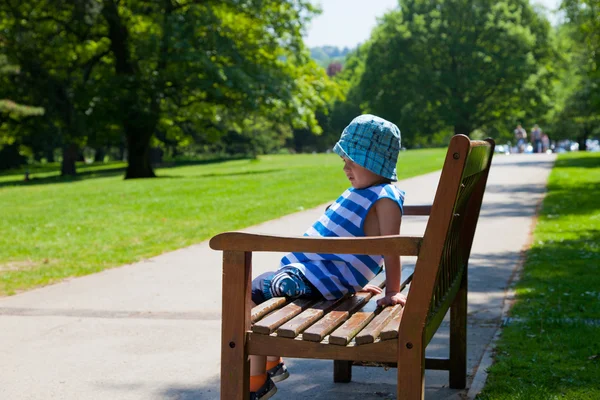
[210,232,422,256]
[403,205,432,216]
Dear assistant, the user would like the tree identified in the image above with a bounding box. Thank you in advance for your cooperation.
[557,79,600,149]
[559,0,600,149]
[357,0,553,142]
[1,0,338,178]
[562,0,600,103]
[0,1,113,175]
[0,55,45,170]
[0,56,44,118]
[97,0,333,178]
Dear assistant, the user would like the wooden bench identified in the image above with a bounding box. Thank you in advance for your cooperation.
[210,135,495,399]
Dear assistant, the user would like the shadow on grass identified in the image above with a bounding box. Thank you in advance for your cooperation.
[554,153,600,169]
[0,157,255,189]
[478,229,600,398]
[190,168,282,179]
[0,166,128,188]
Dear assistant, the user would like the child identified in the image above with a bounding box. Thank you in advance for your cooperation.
[249,114,407,400]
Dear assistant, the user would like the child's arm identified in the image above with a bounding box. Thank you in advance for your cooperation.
[374,198,407,307]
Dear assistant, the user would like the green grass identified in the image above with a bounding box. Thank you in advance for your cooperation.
[0,149,446,296]
[478,152,600,400]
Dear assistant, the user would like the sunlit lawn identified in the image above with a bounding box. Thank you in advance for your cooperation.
[0,149,446,295]
[478,152,600,399]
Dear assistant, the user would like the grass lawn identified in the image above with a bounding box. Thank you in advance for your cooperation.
[478,152,600,399]
[0,149,446,296]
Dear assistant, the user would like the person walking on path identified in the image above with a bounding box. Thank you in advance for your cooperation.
[531,124,543,153]
[514,124,527,153]
[248,114,406,400]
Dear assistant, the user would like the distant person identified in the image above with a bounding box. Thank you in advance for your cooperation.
[542,133,550,153]
[247,115,406,399]
[514,124,527,153]
[531,124,543,153]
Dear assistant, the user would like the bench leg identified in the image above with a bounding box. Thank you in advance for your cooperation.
[221,251,252,400]
[333,360,352,383]
[449,271,467,389]
[397,341,425,400]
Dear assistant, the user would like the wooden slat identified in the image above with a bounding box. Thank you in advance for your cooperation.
[220,251,251,400]
[426,357,451,371]
[380,306,405,340]
[301,294,370,342]
[251,297,287,323]
[252,298,315,334]
[425,265,465,345]
[369,272,387,289]
[403,205,432,216]
[301,273,386,342]
[329,300,379,345]
[276,298,344,338]
[247,333,398,363]
[210,232,422,256]
[355,303,403,345]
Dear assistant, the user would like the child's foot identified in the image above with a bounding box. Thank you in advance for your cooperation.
[267,359,290,383]
[250,375,277,400]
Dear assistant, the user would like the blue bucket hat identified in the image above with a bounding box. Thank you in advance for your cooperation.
[333,114,401,181]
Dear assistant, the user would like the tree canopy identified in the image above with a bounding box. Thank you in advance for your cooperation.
[353,0,554,146]
[0,0,340,177]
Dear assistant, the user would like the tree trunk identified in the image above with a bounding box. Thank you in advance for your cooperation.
[454,124,471,136]
[61,144,78,176]
[102,0,161,179]
[124,123,155,179]
[45,148,55,163]
[577,129,589,151]
[94,147,106,163]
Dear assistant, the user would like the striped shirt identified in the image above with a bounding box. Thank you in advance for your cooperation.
[279,183,405,300]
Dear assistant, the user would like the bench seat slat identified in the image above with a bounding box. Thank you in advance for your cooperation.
[276,298,345,338]
[252,299,316,334]
[300,273,386,342]
[251,297,287,323]
[329,300,379,345]
[355,303,403,345]
[301,293,370,342]
[380,306,405,340]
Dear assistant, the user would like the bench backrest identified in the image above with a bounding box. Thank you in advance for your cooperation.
[400,135,494,345]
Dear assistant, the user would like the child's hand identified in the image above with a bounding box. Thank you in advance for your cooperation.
[377,292,407,307]
[359,284,383,295]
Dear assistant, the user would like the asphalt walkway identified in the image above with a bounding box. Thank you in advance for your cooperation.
[0,153,556,400]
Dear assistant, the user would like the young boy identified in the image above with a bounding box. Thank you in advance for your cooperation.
[249,114,407,400]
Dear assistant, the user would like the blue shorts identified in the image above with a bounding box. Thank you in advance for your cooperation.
[251,267,322,305]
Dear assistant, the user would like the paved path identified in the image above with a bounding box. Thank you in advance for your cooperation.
[0,153,555,400]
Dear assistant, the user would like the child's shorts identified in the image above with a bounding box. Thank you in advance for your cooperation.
[251,267,321,305]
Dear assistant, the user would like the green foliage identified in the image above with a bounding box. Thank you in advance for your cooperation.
[355,0,554,146]
[0,55,45,169]
[0,0,342,177]
[0,56,44,119]
[562,0,600,99]
[545,1,600,148]
[478,152,600,399]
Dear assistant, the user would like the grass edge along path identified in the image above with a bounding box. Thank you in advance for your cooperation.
[477,152,600,400]
[1,149,445,296]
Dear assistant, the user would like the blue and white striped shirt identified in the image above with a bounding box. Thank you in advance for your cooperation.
[280,183,405,300]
